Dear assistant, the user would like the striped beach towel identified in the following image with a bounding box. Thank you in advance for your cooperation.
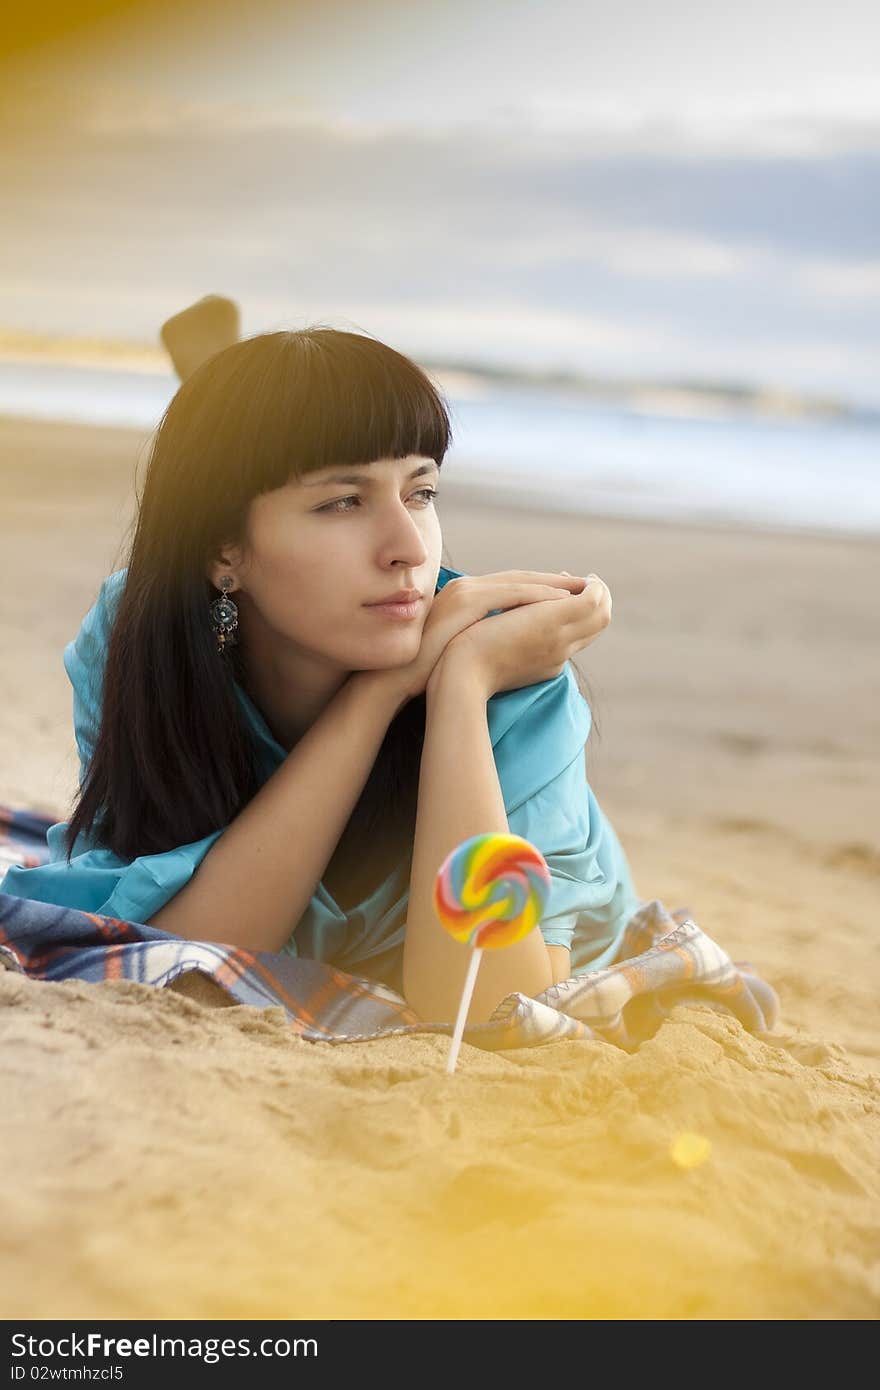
[0,804,779,1051]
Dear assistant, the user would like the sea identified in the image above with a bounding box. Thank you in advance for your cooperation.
[1,358,878,539]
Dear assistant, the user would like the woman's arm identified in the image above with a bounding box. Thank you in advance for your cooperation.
[402,653,554,1024]
[148,671,407,952]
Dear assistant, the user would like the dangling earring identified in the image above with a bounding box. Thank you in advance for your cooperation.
[210,575,239,655]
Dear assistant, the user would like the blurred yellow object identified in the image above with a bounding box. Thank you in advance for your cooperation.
[669,1132,712,1169]
[160,295,241,382]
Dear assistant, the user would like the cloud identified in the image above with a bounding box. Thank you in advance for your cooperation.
[68,97,880,160]
[4,71,880,157]
[794,257,880,301]
[507,89,880,158]
[495,227,760,279]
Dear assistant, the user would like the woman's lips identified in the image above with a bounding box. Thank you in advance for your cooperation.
[364,598,423,620]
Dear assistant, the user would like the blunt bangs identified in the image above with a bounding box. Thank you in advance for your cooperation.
[174,328,452,500]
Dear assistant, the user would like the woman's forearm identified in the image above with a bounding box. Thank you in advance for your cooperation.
[402,655,554,1024]
[148,671,407,952]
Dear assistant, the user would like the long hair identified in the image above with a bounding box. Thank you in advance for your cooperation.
[63,326,600,909]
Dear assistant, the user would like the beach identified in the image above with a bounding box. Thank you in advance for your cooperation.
[1,412,878,1319]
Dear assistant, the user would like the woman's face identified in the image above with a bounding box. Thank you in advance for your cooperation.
[218,454,443,674]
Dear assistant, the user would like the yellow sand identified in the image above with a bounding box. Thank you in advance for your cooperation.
[1,415,878,1319]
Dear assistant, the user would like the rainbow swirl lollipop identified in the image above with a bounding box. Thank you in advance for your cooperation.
[433,832,551,951]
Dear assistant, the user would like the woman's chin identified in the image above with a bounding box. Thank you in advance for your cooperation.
[351,639,420,673]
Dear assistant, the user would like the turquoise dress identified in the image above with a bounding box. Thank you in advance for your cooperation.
[1,566,642,989]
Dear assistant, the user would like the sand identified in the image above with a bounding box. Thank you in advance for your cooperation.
[1,413,878,1319]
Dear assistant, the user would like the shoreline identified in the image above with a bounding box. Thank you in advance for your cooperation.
[3,410,879,547]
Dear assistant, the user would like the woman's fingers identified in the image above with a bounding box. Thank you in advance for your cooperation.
[479,577,588,608]
[441,572,608,635]
[506,570,589,588]
[570,580,612,648]
[524,574,611,643]
[498,576,604,609]
[500,570,604,598]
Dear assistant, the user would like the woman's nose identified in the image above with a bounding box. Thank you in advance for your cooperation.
[377,501,431,564]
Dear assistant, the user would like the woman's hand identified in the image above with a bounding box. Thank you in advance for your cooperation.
[433,573,611,697]
[382,570,590,703]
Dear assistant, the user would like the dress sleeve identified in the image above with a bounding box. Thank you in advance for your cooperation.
[490,662,641,957]
[0,819,225,926]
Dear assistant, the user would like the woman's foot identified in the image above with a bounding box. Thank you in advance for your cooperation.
[160,294,241,382]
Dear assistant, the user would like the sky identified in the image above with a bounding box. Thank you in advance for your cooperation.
[1,0,878,405]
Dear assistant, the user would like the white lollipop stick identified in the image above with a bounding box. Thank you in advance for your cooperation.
[445,945,483,1075]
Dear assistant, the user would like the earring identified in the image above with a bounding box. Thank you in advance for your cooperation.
[210,575,239,655]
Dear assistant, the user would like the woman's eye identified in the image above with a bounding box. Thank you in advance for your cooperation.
[317,487,438,515]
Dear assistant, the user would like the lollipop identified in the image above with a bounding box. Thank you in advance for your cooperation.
[432,832,551,1073]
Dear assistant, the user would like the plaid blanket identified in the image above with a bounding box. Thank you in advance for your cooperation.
[0,804,779,1051]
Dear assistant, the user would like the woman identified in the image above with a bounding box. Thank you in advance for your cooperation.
[0,327,640,1025]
